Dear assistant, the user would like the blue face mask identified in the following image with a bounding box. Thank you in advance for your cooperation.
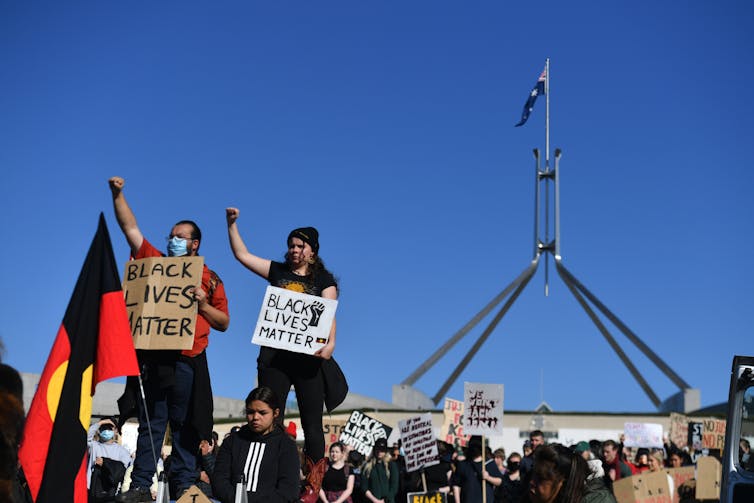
[99,429,115,442]
[167,236,189,257]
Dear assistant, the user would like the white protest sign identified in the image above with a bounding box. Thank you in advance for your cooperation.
[398,413,439,472]
[463,382,504,436]
[123,256,203,350]
[252,286,338,355]
[624,422,664,448]
[339,411,392,457]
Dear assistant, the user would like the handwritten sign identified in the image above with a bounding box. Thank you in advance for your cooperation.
[624,422,664,448]
[323,418,347,453]
[252,286,337,355]
[695,456,722,500]
[123,256,203,350]
[688,421,703,451]
[613,471,674,503]
[339,411,392,457]
[669,412,688,449]
[463,382,503,436]
[440,398,469,448]
[399,413,439,472]
[701,418,726,450]
[666,467,694,503]
[407,492,447,503]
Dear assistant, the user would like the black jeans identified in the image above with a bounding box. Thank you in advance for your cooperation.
[258,347,325,460]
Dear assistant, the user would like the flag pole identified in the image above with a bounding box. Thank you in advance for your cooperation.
[545,57,550,171]
[544,58,551,295]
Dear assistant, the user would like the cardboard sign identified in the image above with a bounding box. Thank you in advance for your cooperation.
[701,418,726,450]
[463,382,503,436]
[666,467,694,503]
[440,398,469,448]
[695,456,722,500]
[252,286,338,355]
[323,418,347,454]
[406,492,447,503]
[613,471,673,503]
[123,256,203,350]
[176,485,212,503]
[398,413,439,472]
[339,410,392,457]
[688,421,703,451]
[668,413,688,449]
[624,422,664,448]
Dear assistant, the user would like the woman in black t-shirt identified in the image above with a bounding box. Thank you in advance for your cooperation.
[226,207,338,465]
[319,442,355,502]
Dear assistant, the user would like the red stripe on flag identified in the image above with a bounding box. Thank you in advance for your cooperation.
[95,290,139,386]
[18,324,71,501]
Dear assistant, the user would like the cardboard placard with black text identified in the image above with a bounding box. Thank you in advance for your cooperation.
[123,256,203,350]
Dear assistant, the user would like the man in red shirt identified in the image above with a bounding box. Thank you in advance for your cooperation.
[109,177,229,502]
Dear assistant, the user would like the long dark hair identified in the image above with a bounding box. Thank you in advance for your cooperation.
[531,444,588,503]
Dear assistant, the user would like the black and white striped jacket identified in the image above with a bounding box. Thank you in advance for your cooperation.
[212,424,300,503]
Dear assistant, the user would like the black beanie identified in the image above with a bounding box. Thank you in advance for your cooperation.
[288,227,319,253]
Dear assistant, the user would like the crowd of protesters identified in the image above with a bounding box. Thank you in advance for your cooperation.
[1,177,751,503]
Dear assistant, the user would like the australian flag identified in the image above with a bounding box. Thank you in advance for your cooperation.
[515,65,546,127]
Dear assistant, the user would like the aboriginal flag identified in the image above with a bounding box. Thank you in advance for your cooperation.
[18,213,139,503]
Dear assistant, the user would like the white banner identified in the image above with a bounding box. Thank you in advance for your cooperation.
[398,413,439,472]
[252,286,338,355]
[623,422,664,448]
[463,382,504,436]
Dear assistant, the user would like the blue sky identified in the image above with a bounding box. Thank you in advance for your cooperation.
[2,1,752,414]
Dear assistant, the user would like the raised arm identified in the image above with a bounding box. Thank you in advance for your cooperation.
[109,177,144,256]
[226,207,271,279]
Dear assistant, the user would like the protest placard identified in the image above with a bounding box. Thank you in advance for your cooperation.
[339,410,392,457]
[668,412,688,449]
[613,471,674,503]
[323,418,347,453]
[252,286,338,355]
[399,413,439,472]
[123,256,203,350]
[406,492,447,503]
[666,467,694,503]
[624,422,664,448]
[463,382,503,436]
[440,398,469,448]
[695,456,722,500]
[701,418,726,450]
[688,421,703,451]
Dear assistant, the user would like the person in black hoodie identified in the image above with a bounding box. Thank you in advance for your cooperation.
[212,387,300,503]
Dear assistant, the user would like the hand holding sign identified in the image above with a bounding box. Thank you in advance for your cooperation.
[253,286,337,356]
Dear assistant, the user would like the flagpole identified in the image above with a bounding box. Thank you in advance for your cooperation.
[544,58,551,295]
[545,58,550,171]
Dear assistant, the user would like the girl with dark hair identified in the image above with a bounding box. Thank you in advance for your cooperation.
[212,386,300,503]
[226,208,339,467]
[319,442,355,503]
[526,444,589,503]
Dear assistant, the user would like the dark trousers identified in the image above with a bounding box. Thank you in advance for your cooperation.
[132,361,197,492]
[258,348,325,460]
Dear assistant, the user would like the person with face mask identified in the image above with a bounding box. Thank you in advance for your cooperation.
[108,177,230,502]
[86,419,132,490]
[496,453,523,503]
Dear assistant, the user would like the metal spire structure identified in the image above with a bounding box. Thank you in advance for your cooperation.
[393,59,698,413]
